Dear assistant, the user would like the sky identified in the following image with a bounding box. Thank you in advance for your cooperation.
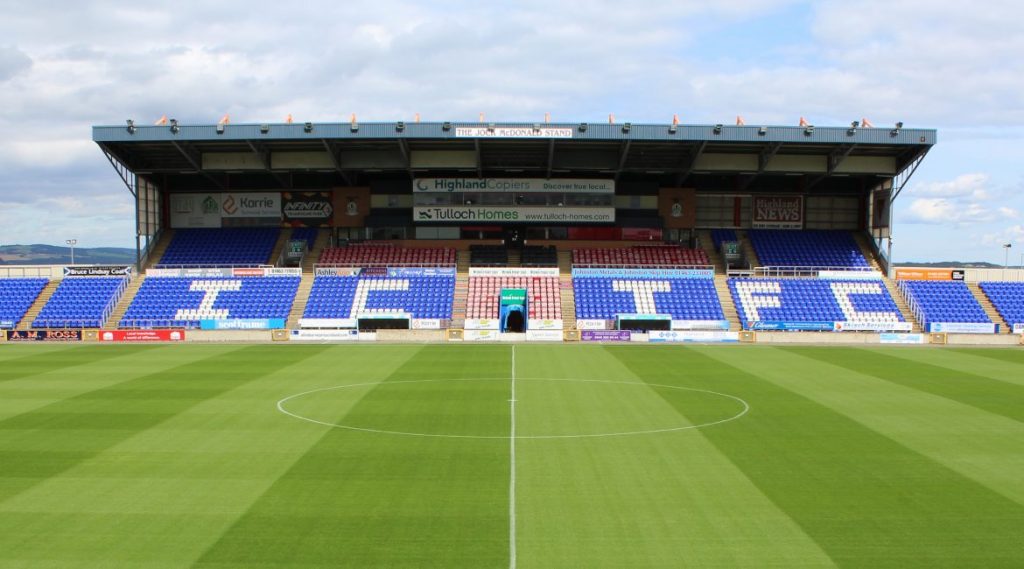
[0,0,1022,263]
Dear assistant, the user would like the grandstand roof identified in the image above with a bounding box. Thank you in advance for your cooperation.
[93,121,935,192]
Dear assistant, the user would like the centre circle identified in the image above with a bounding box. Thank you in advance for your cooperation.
[277,378,749,439]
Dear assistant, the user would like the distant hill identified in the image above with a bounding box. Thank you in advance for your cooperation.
[0,244,135,266]
[895,261,1003,268]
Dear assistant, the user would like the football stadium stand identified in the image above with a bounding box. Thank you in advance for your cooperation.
[319,243,456,267]
[158,228,280,267]
[897,280,990,328]
[747,230,868,268]
[573,275,724,320]
[521,245,558,267]
[0,278,48,329]
[467,276,560,319]
[33,276,128,328]
[979,282,1024,329]
[710,229,738,250]
[303,275,455,320]
[290,228,319,251]
[469,245,509,267]
[120,276,299,328]
[572,246,709,267]
[730,278,904,329]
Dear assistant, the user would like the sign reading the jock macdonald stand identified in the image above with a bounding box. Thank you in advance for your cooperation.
[413,178,614,194]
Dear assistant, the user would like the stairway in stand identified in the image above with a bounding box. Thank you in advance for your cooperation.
[557,250,576,330]
[302,230,331,272]
[852,232,884,271]
[268,228,293,266]
[143,229,175,269]
[287,273,316,329]
[881,278,923,333]
[16,281,60,330]
[450,249,471,329]
[103,276,146,329]
[967,282,1010,334]
[713,275,741,331]
[736,230,760,270]
[697,229,726,274]
[507,248,521,267]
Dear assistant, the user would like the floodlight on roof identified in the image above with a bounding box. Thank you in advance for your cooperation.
[259,124,269,134]
[169,119,179,134]
[758,126,767,135]
[804,124,814,136]
[442,121,452,131]
[578,122,588,132]
[891,121,904,136]
[215,123,225,134]
[713,124,723,134]
[350,122,359,132]
[126,119,136,134]
[622,122,631,133]
[396,121,405,132]
[304,122,313,133]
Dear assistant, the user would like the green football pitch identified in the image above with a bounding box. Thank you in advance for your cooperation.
[1,343,1023,568]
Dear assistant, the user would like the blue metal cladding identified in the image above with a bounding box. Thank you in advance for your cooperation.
[93,121,937,146]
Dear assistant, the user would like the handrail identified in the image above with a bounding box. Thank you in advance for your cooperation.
[754,265,878,277]
[152,263,274,269]
[570,263,716,270]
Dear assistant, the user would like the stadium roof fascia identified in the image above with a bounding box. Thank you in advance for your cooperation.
[93,121,937,146]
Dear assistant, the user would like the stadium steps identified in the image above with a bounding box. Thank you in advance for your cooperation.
[103,275,145,329]
[507,249,521,267]
[302,230,330,273]
[16,280,59,330]
[144,229,175,269]
[269,228,292,266]
[736,230,761,269]
[852,232,884,271]
[698,229,725,273]
[450,249,471,328]
[967,282,1011,334]
[881,277,923,333]
[558,251,575,330]
[714,275,741,331]
[287,273,316,329]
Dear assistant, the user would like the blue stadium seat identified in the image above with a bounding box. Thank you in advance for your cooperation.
[33,277,127,328]
[157,228,280,267]
[979,282,1024,327]
[120,276,299,328]
[573,276,724,320]
[0,278,49,328]
[747,230,868,268]
[729,278,903,329]
[303,275,455,320]
[900,280,990,326]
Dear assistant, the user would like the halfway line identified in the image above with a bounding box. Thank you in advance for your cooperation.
[509,345,517,569]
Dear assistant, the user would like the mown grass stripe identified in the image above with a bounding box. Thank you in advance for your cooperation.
[776,346,1024,424]
[193,345,510,569]
[0,345,330,506]
[608,345,1024,568]
[0,344,162,382]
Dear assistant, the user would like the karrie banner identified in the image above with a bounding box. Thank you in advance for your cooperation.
[453,127,575,139]
[895,269,965,281]
[98,330,185,342]
[575,319,609,330]
[752,195,804,229]
[414,206,614,224]
[220,193,281,219]
[414,178,613,193]
[64,266,132,277]
[6,330,82,342]
[411,319,443,330]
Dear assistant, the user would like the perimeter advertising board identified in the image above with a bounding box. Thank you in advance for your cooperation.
[98,330,185,342]
[649,331,739,343]
[894,269,965,281]
[6,330,82,342]
[169,193,221,228]
[752,196,803,229]
[580,330,632,342]
[64,266,132,277]
[282,191,333,227]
